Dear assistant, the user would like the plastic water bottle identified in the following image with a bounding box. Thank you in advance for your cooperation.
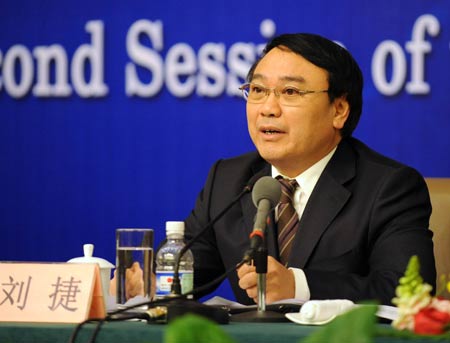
[155,221,194,299]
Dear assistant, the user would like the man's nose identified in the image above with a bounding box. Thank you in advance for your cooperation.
[260,91,282,117]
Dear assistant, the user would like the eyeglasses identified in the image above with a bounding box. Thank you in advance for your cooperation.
[239,83,329,107]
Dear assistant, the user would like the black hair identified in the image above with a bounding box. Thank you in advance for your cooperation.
[247,33,363,138]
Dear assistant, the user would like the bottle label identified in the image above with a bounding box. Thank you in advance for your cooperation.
[155,271,193,298]
[181,271,193,294]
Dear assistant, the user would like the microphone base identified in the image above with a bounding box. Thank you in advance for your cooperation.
[230,309,288,322]
[162,298,230,324]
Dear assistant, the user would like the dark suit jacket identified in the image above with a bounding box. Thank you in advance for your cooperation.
[185,137,436,305]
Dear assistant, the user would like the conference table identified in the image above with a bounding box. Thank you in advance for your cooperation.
[1,320,449,343]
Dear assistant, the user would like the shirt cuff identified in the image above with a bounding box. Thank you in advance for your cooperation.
[289,267,311,301]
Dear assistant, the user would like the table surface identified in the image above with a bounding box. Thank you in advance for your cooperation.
[1,320,450,343]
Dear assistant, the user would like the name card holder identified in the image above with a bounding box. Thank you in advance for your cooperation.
[0,262,105,323]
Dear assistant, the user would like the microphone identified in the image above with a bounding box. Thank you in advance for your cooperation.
[244,176,281,262]
[170,173,262,296]
[232,177,285,323]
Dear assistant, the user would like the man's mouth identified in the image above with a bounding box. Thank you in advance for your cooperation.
[261,128,283,134]
[263,129,280,134]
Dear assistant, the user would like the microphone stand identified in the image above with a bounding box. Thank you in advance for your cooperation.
[255,247,268,313]
[231,245,287,322]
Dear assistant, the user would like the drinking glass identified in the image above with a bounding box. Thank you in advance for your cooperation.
[115,228,154,304]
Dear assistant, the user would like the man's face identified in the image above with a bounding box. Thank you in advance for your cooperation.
[246,47,349,177]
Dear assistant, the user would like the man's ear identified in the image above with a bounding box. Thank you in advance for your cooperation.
[333,96,350,130]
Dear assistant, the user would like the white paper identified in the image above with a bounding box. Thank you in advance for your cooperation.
[284,299,399,326]
[286,299,355,325]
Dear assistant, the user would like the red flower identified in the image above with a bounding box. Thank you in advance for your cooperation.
[414,307,450,335]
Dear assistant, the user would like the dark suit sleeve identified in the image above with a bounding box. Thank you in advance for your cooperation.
[184,159,226,299]
[304,167,436,306]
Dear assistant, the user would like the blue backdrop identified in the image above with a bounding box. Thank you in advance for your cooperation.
[1,0,449,301]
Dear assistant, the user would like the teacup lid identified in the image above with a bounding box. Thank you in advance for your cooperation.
[67,244,114,269]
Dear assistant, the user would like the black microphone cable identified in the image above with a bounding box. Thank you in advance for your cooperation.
[68,318,95,343]
[171,178,257,295]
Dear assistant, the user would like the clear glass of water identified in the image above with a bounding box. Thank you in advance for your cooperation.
[115,228,154,304]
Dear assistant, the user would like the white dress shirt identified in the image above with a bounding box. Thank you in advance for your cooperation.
[271,147,337,301]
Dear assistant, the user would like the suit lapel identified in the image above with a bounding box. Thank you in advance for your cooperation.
[288,139,356,268]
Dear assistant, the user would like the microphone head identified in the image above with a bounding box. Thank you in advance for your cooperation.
[251,176,282,207]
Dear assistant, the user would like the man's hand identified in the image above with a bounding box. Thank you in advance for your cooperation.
[237,256,295,304]
[125,262,144,299]
[110,263,156,300]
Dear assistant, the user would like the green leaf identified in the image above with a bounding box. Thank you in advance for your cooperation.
[164,314,236,343]
[300,305,378,343]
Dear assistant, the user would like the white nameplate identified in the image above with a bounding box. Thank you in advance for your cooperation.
[0,262,105,323]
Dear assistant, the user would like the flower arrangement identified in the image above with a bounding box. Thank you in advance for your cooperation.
[392,255,450,335]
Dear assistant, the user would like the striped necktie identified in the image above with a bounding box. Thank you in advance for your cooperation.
[276,176,300,265]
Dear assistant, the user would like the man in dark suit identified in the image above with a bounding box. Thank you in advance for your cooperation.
[184,33,436,306]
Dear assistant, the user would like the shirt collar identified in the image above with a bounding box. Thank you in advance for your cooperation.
[271,147,337,197]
